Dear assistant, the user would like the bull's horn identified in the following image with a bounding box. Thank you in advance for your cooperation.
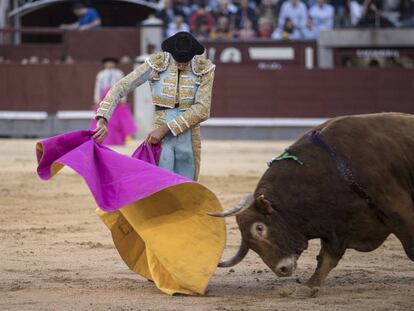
[218,239,249,267]
[208,194,254,217]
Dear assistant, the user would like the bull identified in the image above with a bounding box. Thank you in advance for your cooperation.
[210,113,414,297]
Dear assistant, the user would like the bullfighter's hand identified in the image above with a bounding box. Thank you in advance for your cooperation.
[146,124,170,145]
[93,117,108,143]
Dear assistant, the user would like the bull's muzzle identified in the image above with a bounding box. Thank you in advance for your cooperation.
[274,256,297,277]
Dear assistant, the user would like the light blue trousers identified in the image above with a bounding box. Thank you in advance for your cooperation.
[158,108,196,180]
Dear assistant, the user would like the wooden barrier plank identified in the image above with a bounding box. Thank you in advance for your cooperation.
[0,64,413,118]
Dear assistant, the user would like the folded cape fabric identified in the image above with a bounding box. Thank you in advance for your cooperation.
[36,130,226,295]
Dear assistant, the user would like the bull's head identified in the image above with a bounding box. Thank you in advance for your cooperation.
[209,193,307,277]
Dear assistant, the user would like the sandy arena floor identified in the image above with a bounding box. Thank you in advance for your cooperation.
[0,138,413,311]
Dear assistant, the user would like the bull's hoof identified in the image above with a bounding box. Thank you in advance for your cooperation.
[289,285,319,299]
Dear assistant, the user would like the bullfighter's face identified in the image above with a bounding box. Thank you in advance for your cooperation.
[235,195,304,277]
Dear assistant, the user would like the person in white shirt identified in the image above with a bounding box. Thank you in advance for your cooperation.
[94,58,124,104]
[166,14,190,38]
[278,0,308,30]
[309,0,334,34]
[301,16,318,39]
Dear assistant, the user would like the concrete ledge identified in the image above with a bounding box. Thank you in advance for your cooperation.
[0,111,48,120]
[201,118,325,140]
[319,29,414,48]
[203,117,327,127]
[0,112,325,140]
[56,110,95,119]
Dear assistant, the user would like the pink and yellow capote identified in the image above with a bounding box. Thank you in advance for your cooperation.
[36,130,226,295]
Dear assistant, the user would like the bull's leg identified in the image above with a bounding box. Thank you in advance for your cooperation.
[378,189,414,261]
[290,241,344,298]
[305,241,344,288]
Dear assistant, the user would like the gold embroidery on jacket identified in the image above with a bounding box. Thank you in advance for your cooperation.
[163,76,177,86]
[146,52,170,72]
[161,86,176,98]
[153,110,167,129]
[152,96,176,108]
[180,79,194,87]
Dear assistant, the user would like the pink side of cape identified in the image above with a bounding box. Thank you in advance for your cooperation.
[36,130,192,211]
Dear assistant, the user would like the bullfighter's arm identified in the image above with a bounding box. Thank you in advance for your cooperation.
[95,62,152,121]
[167,69,215,136]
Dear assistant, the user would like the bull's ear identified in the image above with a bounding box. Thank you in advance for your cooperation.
[255,195,274,215]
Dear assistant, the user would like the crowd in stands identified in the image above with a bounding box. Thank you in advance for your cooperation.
[156,0,414,40]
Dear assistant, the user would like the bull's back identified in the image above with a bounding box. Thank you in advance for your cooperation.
[319,112,414,166]
[308,112,414,206]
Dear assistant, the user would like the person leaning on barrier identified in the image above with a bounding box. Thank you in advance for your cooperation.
[60,2,101,31]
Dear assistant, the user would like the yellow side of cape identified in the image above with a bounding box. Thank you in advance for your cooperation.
[97,182,226,296]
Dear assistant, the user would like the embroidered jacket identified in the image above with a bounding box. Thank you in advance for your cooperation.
[96,52,215,136]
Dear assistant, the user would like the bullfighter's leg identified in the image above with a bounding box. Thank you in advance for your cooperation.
[158,133,175,173]
[174,127,196,180]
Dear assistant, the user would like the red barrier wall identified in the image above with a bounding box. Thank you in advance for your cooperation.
[0,64,413,118]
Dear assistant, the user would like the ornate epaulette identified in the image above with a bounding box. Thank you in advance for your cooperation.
[146,52,170,72]
[191,56,215,76]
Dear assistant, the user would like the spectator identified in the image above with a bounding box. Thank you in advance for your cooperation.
[190,1,215,38]
[349,0,364,26]
[51,55,75,65]
[382,0,401,25]
[272,17,301,39]
[41,58,51,64]
[120,56,133,64]
[29,56,39,64]
[60,2,101,31]
[206,0,222,11]
[258,17,274,38]
[399,0,414,26]
[357,0,395,27]
[167,14,190,37]
[63,55,76,64]
[301,16,318,39]
[213,0,238,26]
[309,0,334,34]
[235,0,258,30]
[259,0,278,24]
[174,0,192,18]
[332,0,349,27]
[278,0,308,30]
[94,57,124,105]
[237,19,257,39]
[157,0,187,36]
[210,16,234,39]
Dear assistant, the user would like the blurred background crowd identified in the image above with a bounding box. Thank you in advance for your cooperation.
[155,0,414,41]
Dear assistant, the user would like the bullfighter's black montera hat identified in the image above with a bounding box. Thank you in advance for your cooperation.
[161,32,205,63]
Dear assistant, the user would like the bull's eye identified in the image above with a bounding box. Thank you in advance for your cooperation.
[251,222,267,239]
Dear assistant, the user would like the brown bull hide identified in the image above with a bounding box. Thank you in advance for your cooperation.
[223,112,414,295]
